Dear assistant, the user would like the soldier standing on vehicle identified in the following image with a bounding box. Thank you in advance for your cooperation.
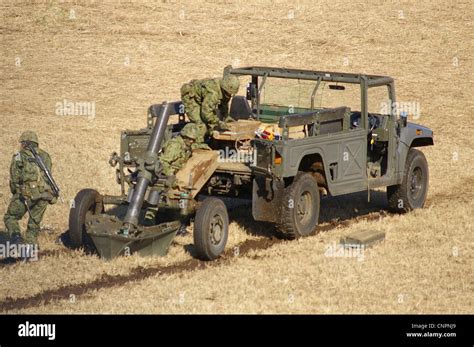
[180,71,240,143]
[4,131,58,246]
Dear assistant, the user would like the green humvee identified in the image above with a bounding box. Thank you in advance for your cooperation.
[69,66,433,260]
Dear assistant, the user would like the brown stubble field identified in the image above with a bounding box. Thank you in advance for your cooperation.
[0,0,472,313]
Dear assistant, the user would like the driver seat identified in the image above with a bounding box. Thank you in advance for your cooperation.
[229,96,253,120]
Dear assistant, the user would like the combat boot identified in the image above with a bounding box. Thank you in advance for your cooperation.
[10,232,23,245]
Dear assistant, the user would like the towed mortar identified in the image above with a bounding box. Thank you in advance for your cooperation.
[69,66,433,261]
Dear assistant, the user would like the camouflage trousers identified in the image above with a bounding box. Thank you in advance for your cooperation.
[4,194,48,244]
[180,85,210,143]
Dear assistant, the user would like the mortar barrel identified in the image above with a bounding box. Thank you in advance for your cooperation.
[123,102,171,227]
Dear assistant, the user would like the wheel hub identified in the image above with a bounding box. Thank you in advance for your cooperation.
[410,167,423,200]
[210,215,223,244]
[297,191,312,225]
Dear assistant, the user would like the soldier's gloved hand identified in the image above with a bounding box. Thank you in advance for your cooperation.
[40,192,56,203]
[49,196,58,205]
[223,116,235,123]
[217,120,231,131]
[191,143,212,150]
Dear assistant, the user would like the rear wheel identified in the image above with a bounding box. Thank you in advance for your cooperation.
[277,172,320,239]
[387,148,429,212]
[68,189,103,249]
[193,197,229,261]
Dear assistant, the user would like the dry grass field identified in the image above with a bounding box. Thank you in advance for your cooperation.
[0,0,472,313]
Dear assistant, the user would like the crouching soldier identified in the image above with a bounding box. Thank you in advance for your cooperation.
[159,123,200,176]
[4,131,57,248]
[144,123,201,224]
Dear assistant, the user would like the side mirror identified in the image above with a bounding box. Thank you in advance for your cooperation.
[246,83,257,100]
[399,112,408,127]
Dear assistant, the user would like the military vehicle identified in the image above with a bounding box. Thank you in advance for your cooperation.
[69,66,433,260]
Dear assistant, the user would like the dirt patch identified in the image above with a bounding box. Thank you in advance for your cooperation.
[0,238,273,311]
[0,210,386,312]
[2,176,470,311]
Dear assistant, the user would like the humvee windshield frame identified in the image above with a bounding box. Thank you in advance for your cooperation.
[229,66,397,131]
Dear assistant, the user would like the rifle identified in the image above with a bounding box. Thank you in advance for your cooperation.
[19,194,33,220]
[24,142,60,198]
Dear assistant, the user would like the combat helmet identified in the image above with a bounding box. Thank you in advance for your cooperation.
[221,74,240,95]
[180,123,198,140]
[19,131,39,145]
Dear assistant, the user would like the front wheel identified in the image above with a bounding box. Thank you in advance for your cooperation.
[68,189,103,249]
[387,148,429,212]
[193,197,229,261]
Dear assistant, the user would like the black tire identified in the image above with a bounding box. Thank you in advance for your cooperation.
[193,197,229,261]
[387,148,429,212]
[277,172,320,239]
[68,189,103,249]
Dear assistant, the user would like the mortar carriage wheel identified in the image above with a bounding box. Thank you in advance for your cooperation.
[69,189,104,249]
[193,197,229,261]
[234,135,253,153]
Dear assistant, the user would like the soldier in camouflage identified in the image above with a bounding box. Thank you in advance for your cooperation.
[159,123,199,176]
[4,131,57,245]
[180,73,240,143]
[144,123,200,224]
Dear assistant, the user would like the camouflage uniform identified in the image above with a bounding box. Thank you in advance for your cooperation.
[4,132,55,244]
[159,135,193,176]
[180,74,240,142]
[158,123,211,176]
[145,124,203,223]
